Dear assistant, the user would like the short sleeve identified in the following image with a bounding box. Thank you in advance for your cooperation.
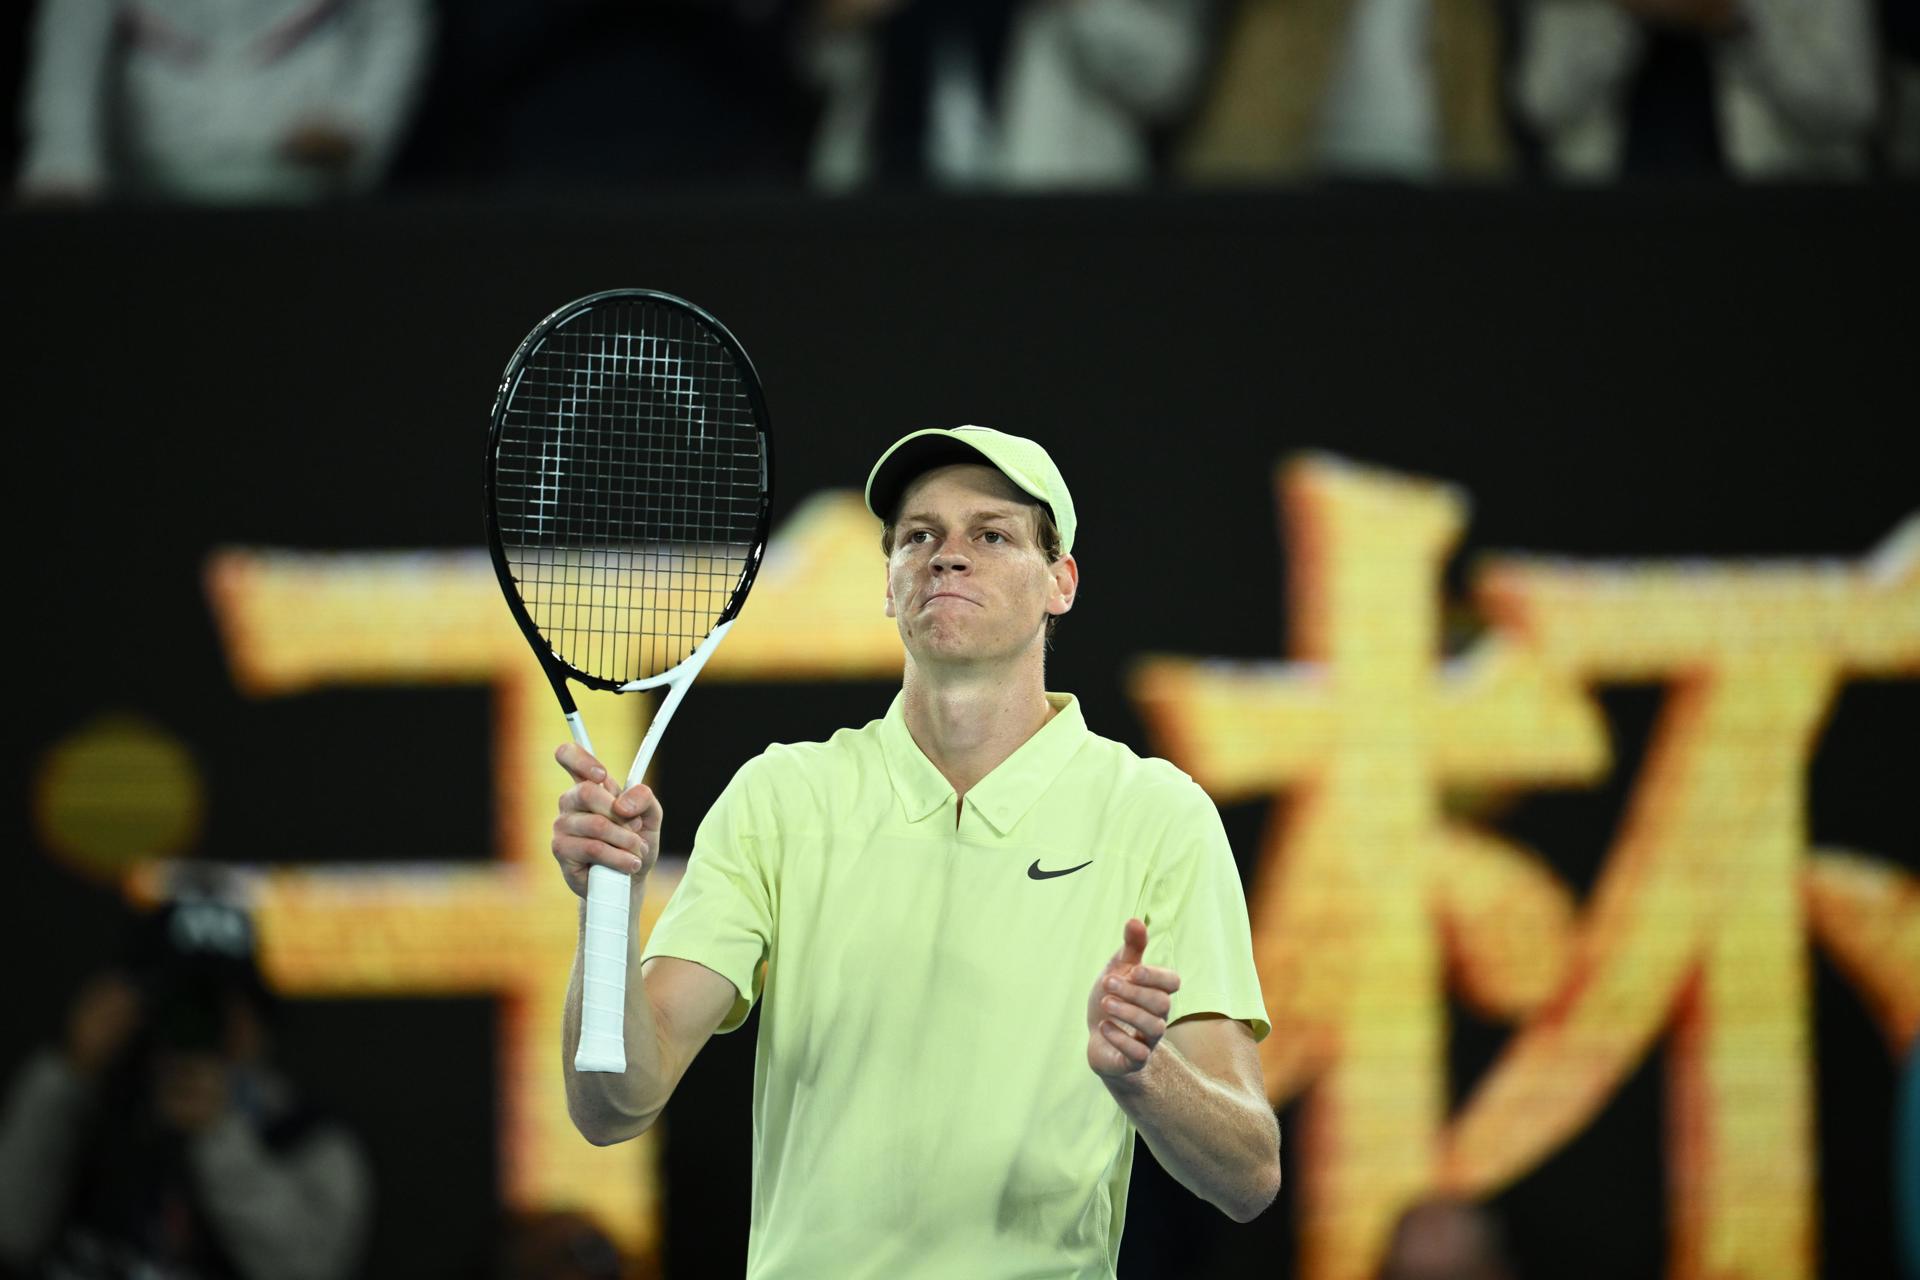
[1140,779,1270,1041]
[641,757,777,1033]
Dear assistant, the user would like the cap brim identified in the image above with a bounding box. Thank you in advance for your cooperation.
[865,432,1041,522]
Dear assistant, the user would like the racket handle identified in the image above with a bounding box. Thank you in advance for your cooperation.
[567,622,736,1075]
[575,864,631,1073]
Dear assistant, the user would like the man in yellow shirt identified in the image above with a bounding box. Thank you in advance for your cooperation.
[550,427,1279,1277]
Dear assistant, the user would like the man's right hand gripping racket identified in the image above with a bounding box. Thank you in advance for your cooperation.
[484,290,773,1073]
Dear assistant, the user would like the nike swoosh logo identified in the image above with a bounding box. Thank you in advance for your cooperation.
[1027,859,1093,881]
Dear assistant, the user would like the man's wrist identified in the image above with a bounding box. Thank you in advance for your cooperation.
[1100,1045,1170,1104]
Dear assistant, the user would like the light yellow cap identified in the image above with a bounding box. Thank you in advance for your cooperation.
[864,426,1077,556]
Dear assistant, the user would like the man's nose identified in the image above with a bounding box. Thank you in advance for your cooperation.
[931,539,970,571]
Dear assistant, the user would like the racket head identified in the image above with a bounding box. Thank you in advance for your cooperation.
[484,289,774,694]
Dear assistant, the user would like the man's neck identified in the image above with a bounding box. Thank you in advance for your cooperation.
[900,659,1055,801]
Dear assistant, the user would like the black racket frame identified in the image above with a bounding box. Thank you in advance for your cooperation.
[482,288,774,713]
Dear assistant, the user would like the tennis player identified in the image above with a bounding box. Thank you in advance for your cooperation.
[552,427,1278,1277]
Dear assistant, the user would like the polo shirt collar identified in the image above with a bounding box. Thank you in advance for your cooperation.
[879,692,1088,835]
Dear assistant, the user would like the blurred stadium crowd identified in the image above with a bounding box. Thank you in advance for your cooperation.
[8,0,1919,205]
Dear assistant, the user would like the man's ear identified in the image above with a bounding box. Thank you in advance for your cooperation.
[1047,553,1079,616]
[885,570,896,619]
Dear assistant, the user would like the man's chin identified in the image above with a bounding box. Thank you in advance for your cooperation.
[905,624,983,661]
[904,627,1042,670]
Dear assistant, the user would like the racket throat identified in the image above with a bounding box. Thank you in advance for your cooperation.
[618,618,734,791]
[564,709,596,757]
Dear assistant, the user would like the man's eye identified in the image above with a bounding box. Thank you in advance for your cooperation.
[981,531,1005,544]
[908,530,933,543]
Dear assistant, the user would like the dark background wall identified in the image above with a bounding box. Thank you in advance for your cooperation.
[2,186,1915,1278]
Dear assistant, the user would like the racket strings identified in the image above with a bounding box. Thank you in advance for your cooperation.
[493,299,765,684]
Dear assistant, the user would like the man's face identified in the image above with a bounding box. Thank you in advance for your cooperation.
[884,464,1075,668]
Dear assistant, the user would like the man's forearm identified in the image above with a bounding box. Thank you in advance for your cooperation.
[561,878,669,1145]
[1103,1038,1280,1222]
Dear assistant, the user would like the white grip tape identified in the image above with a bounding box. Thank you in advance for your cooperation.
[575,863,631,1073]
[567,624,735,1075]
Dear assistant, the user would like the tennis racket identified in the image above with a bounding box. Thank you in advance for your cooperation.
[484,289,773,1073]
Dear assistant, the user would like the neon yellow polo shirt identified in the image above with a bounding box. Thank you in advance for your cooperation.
[642,692,1268,1280]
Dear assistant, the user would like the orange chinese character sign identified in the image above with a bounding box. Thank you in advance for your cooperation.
[1131,456,1920,1280]
[1446,518,1920,1280]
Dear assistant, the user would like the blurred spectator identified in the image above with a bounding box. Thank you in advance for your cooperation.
[1885,0,1920,174]
[1378,1197,1518,1280]
[1176,0,1511,182]
[15,0,432,204]
[804,0,1212,189]
[1510,0,1877,180]
[0,893,370,1280]
[396,1,817,191]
